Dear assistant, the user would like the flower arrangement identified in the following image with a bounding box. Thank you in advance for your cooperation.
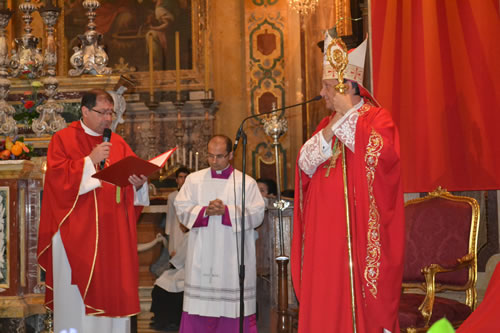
[0,137,34,160]
[13,63,44,125]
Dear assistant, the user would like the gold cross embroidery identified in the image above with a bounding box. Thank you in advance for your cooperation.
[324,138,341,177]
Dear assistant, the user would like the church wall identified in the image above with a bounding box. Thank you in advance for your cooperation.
[211,0,305,190]
[211,0,247,148]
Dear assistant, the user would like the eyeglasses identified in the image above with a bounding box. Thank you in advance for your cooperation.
[90,108,115,117]
[207,153,229,160]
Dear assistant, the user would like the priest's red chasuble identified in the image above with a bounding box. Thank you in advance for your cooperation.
[37,121,142,317]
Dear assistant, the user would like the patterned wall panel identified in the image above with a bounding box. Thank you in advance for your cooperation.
[246,0,289,188]
[248,16,285,116]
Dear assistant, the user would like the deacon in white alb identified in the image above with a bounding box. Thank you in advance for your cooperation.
[174,134,265,333]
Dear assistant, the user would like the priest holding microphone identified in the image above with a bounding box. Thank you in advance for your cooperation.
[37,89,149,333]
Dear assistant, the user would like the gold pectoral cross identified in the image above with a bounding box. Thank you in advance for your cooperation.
[324,138,341,177]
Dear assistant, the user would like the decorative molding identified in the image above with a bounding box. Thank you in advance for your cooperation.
[19,187,25,288]
[0,186,8,290]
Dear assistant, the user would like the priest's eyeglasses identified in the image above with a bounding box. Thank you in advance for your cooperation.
[207,153,229,160]
[91,108,116,117]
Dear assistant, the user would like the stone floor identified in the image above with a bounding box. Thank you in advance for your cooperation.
[137,311,178,333]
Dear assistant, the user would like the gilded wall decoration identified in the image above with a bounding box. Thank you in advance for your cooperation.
[246,4,288,189]
[251,0,279,6]
[248,14,285,117]
[252,142,287,189]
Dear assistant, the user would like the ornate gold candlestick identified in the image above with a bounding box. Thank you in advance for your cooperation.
[69,0,112,76]
[201,97,214,141]
[173,100,185,148]
[10,0,43,78]
[32,1,66,136]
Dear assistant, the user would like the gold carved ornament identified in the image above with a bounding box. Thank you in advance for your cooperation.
[326,38,349,94]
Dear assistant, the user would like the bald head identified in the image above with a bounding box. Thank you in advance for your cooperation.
[208,135,232,154]
[207,135,233,171]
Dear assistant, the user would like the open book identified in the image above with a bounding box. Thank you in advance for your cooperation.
[92,147,177,187]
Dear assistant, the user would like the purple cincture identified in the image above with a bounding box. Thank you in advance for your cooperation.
[191,204,232,228]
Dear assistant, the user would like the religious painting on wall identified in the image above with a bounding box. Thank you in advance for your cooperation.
[63,0,193,73]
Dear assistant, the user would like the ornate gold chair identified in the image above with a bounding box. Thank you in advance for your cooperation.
[399,187,480,332]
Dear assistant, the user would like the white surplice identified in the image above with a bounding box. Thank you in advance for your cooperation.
[174,167,265,318]
[165,190,188,255]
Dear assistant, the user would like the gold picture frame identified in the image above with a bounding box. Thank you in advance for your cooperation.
[7,0,209,93]
[56,0,210,94]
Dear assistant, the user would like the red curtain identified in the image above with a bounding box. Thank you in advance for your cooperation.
[371,0,500,192]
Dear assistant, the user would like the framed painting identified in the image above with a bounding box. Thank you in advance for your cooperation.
[58,0,209,91]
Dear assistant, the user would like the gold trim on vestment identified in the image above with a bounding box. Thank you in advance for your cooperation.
[364,128,383,298]
[83,190,99,302]
[85,303,105,316]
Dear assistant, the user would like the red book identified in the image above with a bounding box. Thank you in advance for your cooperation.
[92,148,176,187]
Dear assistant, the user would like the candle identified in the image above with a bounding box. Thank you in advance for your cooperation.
[42,160,47,186]
[195,152,199,171]
[189,150,193,169]
[182,147,186,166]
[204,30,209,93]
[176,147,180,163]
[148,33,154,102]
[175,31,181,100]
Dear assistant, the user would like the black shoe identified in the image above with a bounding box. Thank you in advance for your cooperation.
[161,323,180,332]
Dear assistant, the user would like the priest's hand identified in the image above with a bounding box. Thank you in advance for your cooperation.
[129,174,148,190]
[207,199,225,216]
[89,142,112,165]
[322,112,343,142]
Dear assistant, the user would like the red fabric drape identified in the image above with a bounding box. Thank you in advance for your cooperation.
[371,0,500,192]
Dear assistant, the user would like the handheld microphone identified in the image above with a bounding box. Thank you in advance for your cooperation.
[100,128,112,169]
[232,95,322,151]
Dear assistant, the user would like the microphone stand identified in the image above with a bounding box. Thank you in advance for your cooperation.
[232,95,321,333]
[238,130,247,333]
[262,112,290,333]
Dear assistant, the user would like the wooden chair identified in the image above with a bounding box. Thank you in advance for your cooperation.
[399,187,480,332]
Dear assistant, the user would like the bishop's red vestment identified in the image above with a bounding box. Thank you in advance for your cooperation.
[37,121,142,317]
[291,100,405,332]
